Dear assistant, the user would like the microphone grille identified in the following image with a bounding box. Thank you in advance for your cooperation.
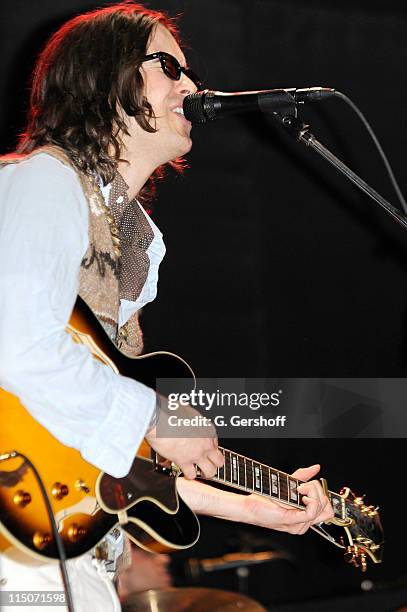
[183,93,208,124]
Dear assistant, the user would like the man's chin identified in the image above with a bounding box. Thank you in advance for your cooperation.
[172,135,193,160]
[183,135,193,153]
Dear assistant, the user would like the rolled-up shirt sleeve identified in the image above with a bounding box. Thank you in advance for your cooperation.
[0,154,155,478]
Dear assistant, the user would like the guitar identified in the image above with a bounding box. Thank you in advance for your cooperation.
[0,300,384,571]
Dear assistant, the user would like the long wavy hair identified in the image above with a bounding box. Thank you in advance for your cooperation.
[17,1,182,199]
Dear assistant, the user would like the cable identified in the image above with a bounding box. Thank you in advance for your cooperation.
[334,90,407,214]
[0,451,75,612]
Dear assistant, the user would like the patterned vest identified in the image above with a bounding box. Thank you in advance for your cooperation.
[0,145,153,357]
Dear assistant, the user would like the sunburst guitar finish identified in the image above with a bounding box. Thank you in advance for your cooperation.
[0,298,199,564]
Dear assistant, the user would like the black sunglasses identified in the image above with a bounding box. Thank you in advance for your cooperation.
[142,51,202,89]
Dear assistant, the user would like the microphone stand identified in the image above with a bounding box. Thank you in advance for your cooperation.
[186,550,293,596]
[273,113,407,231]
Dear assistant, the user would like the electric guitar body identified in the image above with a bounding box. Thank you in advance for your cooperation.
[0,298,199,564]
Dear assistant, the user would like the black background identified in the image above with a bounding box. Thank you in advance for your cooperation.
[1,1,407,609]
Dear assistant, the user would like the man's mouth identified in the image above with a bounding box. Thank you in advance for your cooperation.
[172,106,192,133]
[172,106,185,117]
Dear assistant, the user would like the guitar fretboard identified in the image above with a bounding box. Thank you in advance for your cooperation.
[213,447,345,519]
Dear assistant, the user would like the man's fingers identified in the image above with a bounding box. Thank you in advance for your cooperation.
[298,479,326,511]
[197,448,225,477]
[318,497,335,521]
[291,464,321,481]
[197,457,218,479]
[181,463,198,480]
[298,479,334,524]
[292,467,333,525]
[208,447,225,468]
[300,495,323,522]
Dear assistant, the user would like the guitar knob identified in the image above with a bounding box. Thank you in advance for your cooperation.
[51,483,69,500]
[67,523,86,543]
[33,532,52,550]
[13,490,31,508]
[74,480,90,494]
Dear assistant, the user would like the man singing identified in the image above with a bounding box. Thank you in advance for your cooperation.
[0,2,333,610]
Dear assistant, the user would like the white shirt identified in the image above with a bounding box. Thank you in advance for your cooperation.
[0,153,165,478]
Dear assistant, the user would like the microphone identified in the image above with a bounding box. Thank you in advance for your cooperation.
[183,87,335,124]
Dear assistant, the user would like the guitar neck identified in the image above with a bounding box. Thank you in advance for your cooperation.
[211,446,345,520]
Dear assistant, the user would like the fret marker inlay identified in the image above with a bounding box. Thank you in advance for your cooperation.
[271,473,278,495]
[254,465,261,491]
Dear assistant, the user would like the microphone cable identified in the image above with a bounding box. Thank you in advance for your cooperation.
[186,87,407,215]
[332,90,407,215]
